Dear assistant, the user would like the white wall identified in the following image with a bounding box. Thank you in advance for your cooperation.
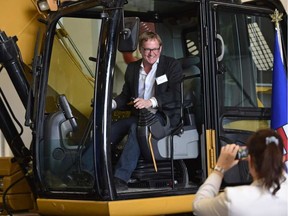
[0,68,32,156]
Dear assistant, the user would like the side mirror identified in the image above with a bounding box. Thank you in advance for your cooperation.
[118,17,140,52]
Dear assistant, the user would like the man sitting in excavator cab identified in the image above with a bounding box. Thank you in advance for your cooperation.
[110,31,183,191]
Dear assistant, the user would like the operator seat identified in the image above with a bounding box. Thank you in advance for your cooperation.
[137,56,200,161]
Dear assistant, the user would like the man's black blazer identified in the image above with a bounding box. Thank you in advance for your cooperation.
[114,55,183,127]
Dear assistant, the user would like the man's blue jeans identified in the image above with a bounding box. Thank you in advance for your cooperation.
[113,116,140,182]
[81,116,139,180]
[113,113,166,183]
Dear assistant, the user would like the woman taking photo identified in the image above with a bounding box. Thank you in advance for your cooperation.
[193,128,287,216]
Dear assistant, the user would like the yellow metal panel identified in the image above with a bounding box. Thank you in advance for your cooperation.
[0,0,44,65]
[108,195,194,216]
[205,129,216,175]
[0,157,21,176]
[223,120,269,132]
[37,194,195,216]
[0,193,35,211]
[1,170,31,194]
[37,199,108,216]
[0,157,35,211]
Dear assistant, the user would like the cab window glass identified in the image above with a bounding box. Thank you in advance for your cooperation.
[216,10,274,134]
[41,17,100,191]
[217,11,274,108]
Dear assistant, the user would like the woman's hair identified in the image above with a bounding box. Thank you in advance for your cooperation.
[246,128,285,195]
[138,31,162,48]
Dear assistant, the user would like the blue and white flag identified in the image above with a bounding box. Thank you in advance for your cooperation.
[271,25,288,168]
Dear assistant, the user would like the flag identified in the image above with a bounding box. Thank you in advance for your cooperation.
[271,25,288,168]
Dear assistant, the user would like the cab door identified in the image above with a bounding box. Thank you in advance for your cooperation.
[209,2,280,185]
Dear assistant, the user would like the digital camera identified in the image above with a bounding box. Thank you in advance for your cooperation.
[236,148,248,159]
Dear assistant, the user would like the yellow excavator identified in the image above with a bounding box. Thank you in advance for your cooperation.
[0,0,287,215]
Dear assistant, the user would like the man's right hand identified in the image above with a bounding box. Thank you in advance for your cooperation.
[134,98,152,109]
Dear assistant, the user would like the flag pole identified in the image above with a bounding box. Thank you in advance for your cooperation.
[270,9,284,61]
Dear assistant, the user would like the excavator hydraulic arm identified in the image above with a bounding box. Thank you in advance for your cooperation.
[0,29,36,214]
[0,30,32,168]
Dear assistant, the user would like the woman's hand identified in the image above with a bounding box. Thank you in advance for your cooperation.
[216,144,240,173]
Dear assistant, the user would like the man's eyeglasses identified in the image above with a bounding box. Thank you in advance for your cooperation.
[142,47,161,53]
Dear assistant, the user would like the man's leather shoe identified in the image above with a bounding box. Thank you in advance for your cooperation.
[114,177,128,191]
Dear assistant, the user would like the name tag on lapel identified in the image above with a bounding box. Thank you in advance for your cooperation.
[156,74,168,85]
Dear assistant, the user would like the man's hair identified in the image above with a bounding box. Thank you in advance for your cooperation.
[138,31,162,48]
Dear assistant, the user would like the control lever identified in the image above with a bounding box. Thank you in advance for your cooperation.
[58,94,78,131]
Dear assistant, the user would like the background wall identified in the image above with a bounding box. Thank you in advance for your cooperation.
[0,68,32,156]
